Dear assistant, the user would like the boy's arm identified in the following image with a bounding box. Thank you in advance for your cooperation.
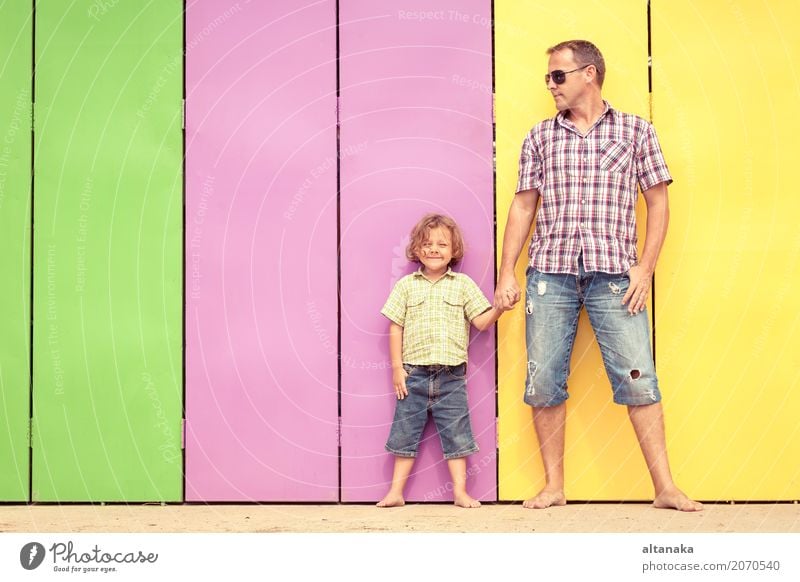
[463,276,503,331]
[471,306,503,332]
[389,322,408,399]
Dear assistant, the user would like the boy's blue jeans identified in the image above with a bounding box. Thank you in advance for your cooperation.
[385,363,479,460]
[524,258,661,407]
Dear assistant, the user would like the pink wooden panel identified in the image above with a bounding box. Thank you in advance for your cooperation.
[340,0,496,501]
[185,1,338,501]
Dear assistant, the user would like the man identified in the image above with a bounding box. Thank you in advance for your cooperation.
[495,40,701,512]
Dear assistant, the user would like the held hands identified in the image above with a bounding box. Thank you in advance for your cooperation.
[493,273,521,311]
[492,267,651,314]
[393,366,409,399]
[621,264,652,315]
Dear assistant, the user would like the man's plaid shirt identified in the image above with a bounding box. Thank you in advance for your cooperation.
[516,101,673,275]
[381,268,491,366]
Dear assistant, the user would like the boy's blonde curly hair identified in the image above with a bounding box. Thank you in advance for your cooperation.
[405,213,465,265]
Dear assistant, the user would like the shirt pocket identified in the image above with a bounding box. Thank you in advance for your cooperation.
[599,139,634,174]
[442,290,466,319]
[407,292,426,315]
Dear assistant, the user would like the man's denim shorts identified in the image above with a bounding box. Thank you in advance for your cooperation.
[385,363,479,460]
[524,260,661,407]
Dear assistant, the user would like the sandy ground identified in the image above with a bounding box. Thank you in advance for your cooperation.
[2,503,798,533]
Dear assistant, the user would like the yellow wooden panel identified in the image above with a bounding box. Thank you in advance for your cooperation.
[652,0,800,500]
[496,1,652,500]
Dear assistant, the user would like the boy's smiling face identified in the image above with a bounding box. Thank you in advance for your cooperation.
[416,226,453,277]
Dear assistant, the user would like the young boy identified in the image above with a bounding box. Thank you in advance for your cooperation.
[377,213,502,508]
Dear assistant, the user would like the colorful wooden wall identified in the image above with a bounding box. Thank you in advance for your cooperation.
[495,0,653,501]
[184,0,339,502]
[1,0,798,502]
[0,0,32,502]
[496,0,800,502]
[339,0,494,502]
[32,0,183,501]
[649,0,800,500]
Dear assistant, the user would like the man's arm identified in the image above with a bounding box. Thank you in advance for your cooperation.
[622,181,669,314]
[388,322,408,399]
[494,189,539,310]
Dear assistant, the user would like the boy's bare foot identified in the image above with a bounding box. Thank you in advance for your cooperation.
[453,492,481,508]
[522,488,566,509]
[376,493,405,508]
[654,486,703,512]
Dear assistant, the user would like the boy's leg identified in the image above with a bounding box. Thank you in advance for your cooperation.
[376,456,415,507]
[429,364,480,508]
[380,365,429,507]
[446,457,480,508]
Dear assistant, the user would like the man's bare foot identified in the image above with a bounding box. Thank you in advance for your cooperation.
[376,493,405,508]
[522,488,566,509]
[654,486,703,512]
[453,492,481,508]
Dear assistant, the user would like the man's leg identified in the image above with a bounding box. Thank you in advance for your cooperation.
[584,269,702,512]
[523,270,579,509]
[628,403,703,512]
[523,403,567,509]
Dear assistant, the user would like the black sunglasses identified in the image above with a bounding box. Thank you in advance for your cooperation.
[545,64,590,85]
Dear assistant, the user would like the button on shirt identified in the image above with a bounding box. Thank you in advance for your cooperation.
[516,101,673,275]
[381,268,491,366]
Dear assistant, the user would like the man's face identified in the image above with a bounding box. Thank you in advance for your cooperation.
[546,49,587,111]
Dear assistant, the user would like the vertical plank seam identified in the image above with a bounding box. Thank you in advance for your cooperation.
[181,0,188,505]
[491,0,500,502]
[647,0,657,366]
[29,0,36,504]
[335,0,343,503]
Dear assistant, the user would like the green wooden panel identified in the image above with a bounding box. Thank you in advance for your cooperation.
[32,0,182,501]
[0,1,32,502]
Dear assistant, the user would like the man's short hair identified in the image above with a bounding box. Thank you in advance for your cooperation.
[547,40,606,88]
